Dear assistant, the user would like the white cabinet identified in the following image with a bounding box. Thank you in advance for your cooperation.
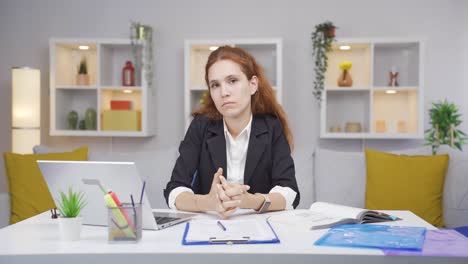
[49,38,155,137]
[320,38,424,139]
[184,39,282,130]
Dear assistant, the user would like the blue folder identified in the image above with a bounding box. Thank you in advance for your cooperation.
[315,224,426,251]
[182,219,280,245]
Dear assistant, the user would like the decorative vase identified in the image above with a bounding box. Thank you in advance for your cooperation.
[79,120,86,130]
[345,122,362,133]
[122,61,135,86]
[76,74,90,86]
[67,111,79,130]
[337,69,353,87]
[58,216,83,241]
[85,108,97,130]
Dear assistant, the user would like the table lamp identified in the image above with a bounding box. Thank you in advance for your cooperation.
[11,67,40,154]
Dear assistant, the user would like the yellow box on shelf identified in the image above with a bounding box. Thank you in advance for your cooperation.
[102,110,141,131]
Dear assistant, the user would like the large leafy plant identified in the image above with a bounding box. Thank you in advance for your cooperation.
[56,188,87,218]
[311,21,336,104]
[425,100,467,155]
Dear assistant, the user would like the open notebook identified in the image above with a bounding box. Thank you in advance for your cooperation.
[182,218,279,245]
[270,202,401,230]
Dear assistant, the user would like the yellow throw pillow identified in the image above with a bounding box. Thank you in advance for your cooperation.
[3,147,88,224]
[365,148,449,227]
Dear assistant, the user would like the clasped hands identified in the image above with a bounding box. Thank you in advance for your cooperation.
[208,168,250,218]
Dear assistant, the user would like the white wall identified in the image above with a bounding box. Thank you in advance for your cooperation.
[0,0,466,194]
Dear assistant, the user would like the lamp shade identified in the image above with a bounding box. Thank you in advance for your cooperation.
[11,67,40,154]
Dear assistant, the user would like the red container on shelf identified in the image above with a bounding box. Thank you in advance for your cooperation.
[111,100,132,110]
[122,61,135,86]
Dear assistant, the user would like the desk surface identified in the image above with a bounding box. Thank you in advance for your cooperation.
[0,209,465,264]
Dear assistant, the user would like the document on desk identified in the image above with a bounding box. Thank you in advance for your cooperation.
[269,202,401,230]
[182,218,280,245]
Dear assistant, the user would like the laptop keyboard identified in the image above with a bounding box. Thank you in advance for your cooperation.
[155,216,179,225]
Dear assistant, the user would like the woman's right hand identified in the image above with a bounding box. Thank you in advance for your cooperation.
[208,168,241,218]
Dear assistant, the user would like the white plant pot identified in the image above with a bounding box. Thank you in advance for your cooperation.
[58,217,83,241]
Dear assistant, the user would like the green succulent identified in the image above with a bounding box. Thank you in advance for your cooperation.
[424,100,467,155]
[56,188,87,218]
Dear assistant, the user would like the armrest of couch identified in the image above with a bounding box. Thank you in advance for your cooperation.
[0,192,10,228]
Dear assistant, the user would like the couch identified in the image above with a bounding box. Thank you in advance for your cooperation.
[0,145,467,228]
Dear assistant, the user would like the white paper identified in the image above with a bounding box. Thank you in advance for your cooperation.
[185,218,276,242]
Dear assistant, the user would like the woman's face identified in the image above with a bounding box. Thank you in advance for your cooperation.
[208,60,258,120]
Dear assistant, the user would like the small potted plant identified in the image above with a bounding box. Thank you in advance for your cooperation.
[425,100,467,155]
[76,57,90,86]
[311,21,337,104]
[56,188,87,241]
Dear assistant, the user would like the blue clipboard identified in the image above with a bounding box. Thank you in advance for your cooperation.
[182,219,280,245]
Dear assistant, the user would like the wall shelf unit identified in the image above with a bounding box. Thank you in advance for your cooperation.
[49,38,155,137]
[320,38,424,139]
[184,38,282,130]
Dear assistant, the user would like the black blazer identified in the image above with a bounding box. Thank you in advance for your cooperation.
[163,114,300,208]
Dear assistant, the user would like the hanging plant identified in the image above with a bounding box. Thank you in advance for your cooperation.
[424,100,467,155]
[130,21,154,93]
[311,21,337,104]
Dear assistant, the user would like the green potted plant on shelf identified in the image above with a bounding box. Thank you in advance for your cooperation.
[76,56,90,86]
[56,188,87,241]
[425,100,467,155]
[311,20,337,104]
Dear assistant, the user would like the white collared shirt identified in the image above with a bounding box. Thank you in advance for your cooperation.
[168,115,297,209]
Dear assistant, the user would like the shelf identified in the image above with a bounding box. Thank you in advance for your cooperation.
[100,43,142,87]
[373,42,420,87]
[321,132,422,139]
[53,42,98,87]
[325,43,371,87]
[100,89,142,111]
[50,38,154,137]
[236,43,277,86]
[320,38,423,139]
[325,87,370,91]
[324,90,370,134]
[55,89,97,131]
[56,86,98,90]
[190,86,208,91]
[190,90,209,113]
[185,39,282,131]
[50,130,150,137]
[372,90,420,134]
[100,86,142,91]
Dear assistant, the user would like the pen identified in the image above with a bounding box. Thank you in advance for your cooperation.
[130,194,136,214]
[139,181,146,204]
[217,220,227,231]
[130,194,137,232]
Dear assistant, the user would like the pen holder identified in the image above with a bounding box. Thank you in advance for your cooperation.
[107,202,142,243]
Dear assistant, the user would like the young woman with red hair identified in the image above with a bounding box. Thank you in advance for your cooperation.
[164,46,299,218]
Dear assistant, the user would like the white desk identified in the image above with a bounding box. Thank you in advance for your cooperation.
[0,210,465,264]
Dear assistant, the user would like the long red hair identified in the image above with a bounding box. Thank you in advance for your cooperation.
[192,46,294,150]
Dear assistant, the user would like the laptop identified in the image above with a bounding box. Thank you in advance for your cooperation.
[37,160,195,230]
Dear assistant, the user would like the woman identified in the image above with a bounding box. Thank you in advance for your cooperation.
[164,46,299,218]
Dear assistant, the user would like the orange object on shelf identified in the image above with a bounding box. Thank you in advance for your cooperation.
[375,120,387,133]
[397,120,408,133]
[110,100,132,110]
